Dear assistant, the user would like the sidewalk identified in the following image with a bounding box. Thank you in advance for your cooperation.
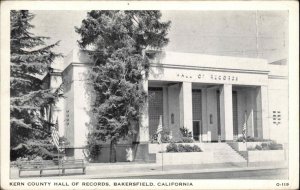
[11,161,287,179]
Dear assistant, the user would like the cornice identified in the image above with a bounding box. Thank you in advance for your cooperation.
[150,63,270,75]
[268,75,288,79]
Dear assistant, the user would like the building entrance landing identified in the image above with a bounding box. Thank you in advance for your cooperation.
[147,82,268,143]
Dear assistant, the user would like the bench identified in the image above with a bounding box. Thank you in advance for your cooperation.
[18,161,57,177]
[60,159,86,175]
[18,159,86,177]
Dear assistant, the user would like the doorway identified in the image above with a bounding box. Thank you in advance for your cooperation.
[192,89,202,141]
[148,87,163,138]
[232,91,238,140]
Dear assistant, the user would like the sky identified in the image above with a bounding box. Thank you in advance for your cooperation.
[30,10,288,70]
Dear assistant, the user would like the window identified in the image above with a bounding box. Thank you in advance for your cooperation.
[272,110,281,125]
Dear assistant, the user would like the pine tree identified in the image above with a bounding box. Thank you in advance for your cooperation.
[10,10,62,160]
[76,10,170,162]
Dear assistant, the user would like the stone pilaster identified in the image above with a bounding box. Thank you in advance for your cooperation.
[219,84,234,141]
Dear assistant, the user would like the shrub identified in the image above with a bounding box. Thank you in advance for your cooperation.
[248,142,283,151]
[175,139,183,143]
[237,136,272,142]
[183,145,194,152]
[150,133,158,143]
[261,143,269,150]
[255,145,262,150]
[179,127,194,143]
[166,143,202,152]
[166,143,178,152]
[150,130,172,143]
[179,127,192,138]
[181,137,194,143]
[268,142,283,150]
[177,144,185,152]
[192,145,202,152]
[161,131,171,143]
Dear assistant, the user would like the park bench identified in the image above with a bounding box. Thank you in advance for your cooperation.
[18,160,56,177]
[60,159,86,175]
[18,159,86,177]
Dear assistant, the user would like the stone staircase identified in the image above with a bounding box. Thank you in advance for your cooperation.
[226,142,249,160]
[201,143,246,163]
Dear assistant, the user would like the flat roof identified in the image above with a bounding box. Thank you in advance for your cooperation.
[62,49,289,76]
[149,51,269,72]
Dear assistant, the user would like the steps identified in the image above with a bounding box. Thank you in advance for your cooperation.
[226,142,249,160]
[238,151,248,160]
[202,143,246,163]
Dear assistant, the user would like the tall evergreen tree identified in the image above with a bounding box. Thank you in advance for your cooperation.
[76,10,170,162]
[10,10,62,160]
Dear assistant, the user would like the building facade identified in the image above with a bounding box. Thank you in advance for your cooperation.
[46,49,288,160]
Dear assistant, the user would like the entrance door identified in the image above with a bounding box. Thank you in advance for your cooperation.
[148,87,163,138]
[193,120,202,141]
[217,90,221,142]
[192,89,202,141]
[232,91,238,140]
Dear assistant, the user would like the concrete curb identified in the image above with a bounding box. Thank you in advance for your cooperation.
[48,164,288,179]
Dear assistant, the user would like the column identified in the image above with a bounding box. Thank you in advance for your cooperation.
[139,75,149,143]
[201,88,209,142]
[219,84,234,141]
[179,82,193,134]
[168,84,180,139]
[256,86,269,139]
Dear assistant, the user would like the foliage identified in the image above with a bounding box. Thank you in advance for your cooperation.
[166,142,202,153]
[166,142,178,152]
[255,145,262,150]
[181,137,194,143]
[179,126,194,143]
[184,145,194,152]
[237,136,270,142]
[179,127,192,138]
[150,128,194,144]
[150,134,159,143]
[151,135,193,144]
[10,10,62,160]
[261,143,268,150]
[247,141,283,151]
[76,11,170,161]
[161,131,171,143]
[85,134,103,162]
[192,145,202,152]
[151,129,171,143]
[268,141,283,150]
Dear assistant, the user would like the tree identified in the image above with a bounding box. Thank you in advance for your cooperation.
[10,10,62,160]
[76,10,170,162]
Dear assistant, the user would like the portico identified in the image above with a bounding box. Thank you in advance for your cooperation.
[139,51,271,143]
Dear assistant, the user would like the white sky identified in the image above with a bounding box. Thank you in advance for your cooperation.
[30,10,288,70]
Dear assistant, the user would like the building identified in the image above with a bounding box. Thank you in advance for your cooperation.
[44,49,288,161]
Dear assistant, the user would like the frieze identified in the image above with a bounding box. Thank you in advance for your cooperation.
[176,73,238,81]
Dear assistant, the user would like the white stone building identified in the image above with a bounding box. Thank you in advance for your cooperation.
[45,49,288,161]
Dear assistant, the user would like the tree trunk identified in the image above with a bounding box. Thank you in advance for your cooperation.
[109,140,117,163]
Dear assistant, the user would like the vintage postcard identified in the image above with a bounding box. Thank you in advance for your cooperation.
[1,1,299,190]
